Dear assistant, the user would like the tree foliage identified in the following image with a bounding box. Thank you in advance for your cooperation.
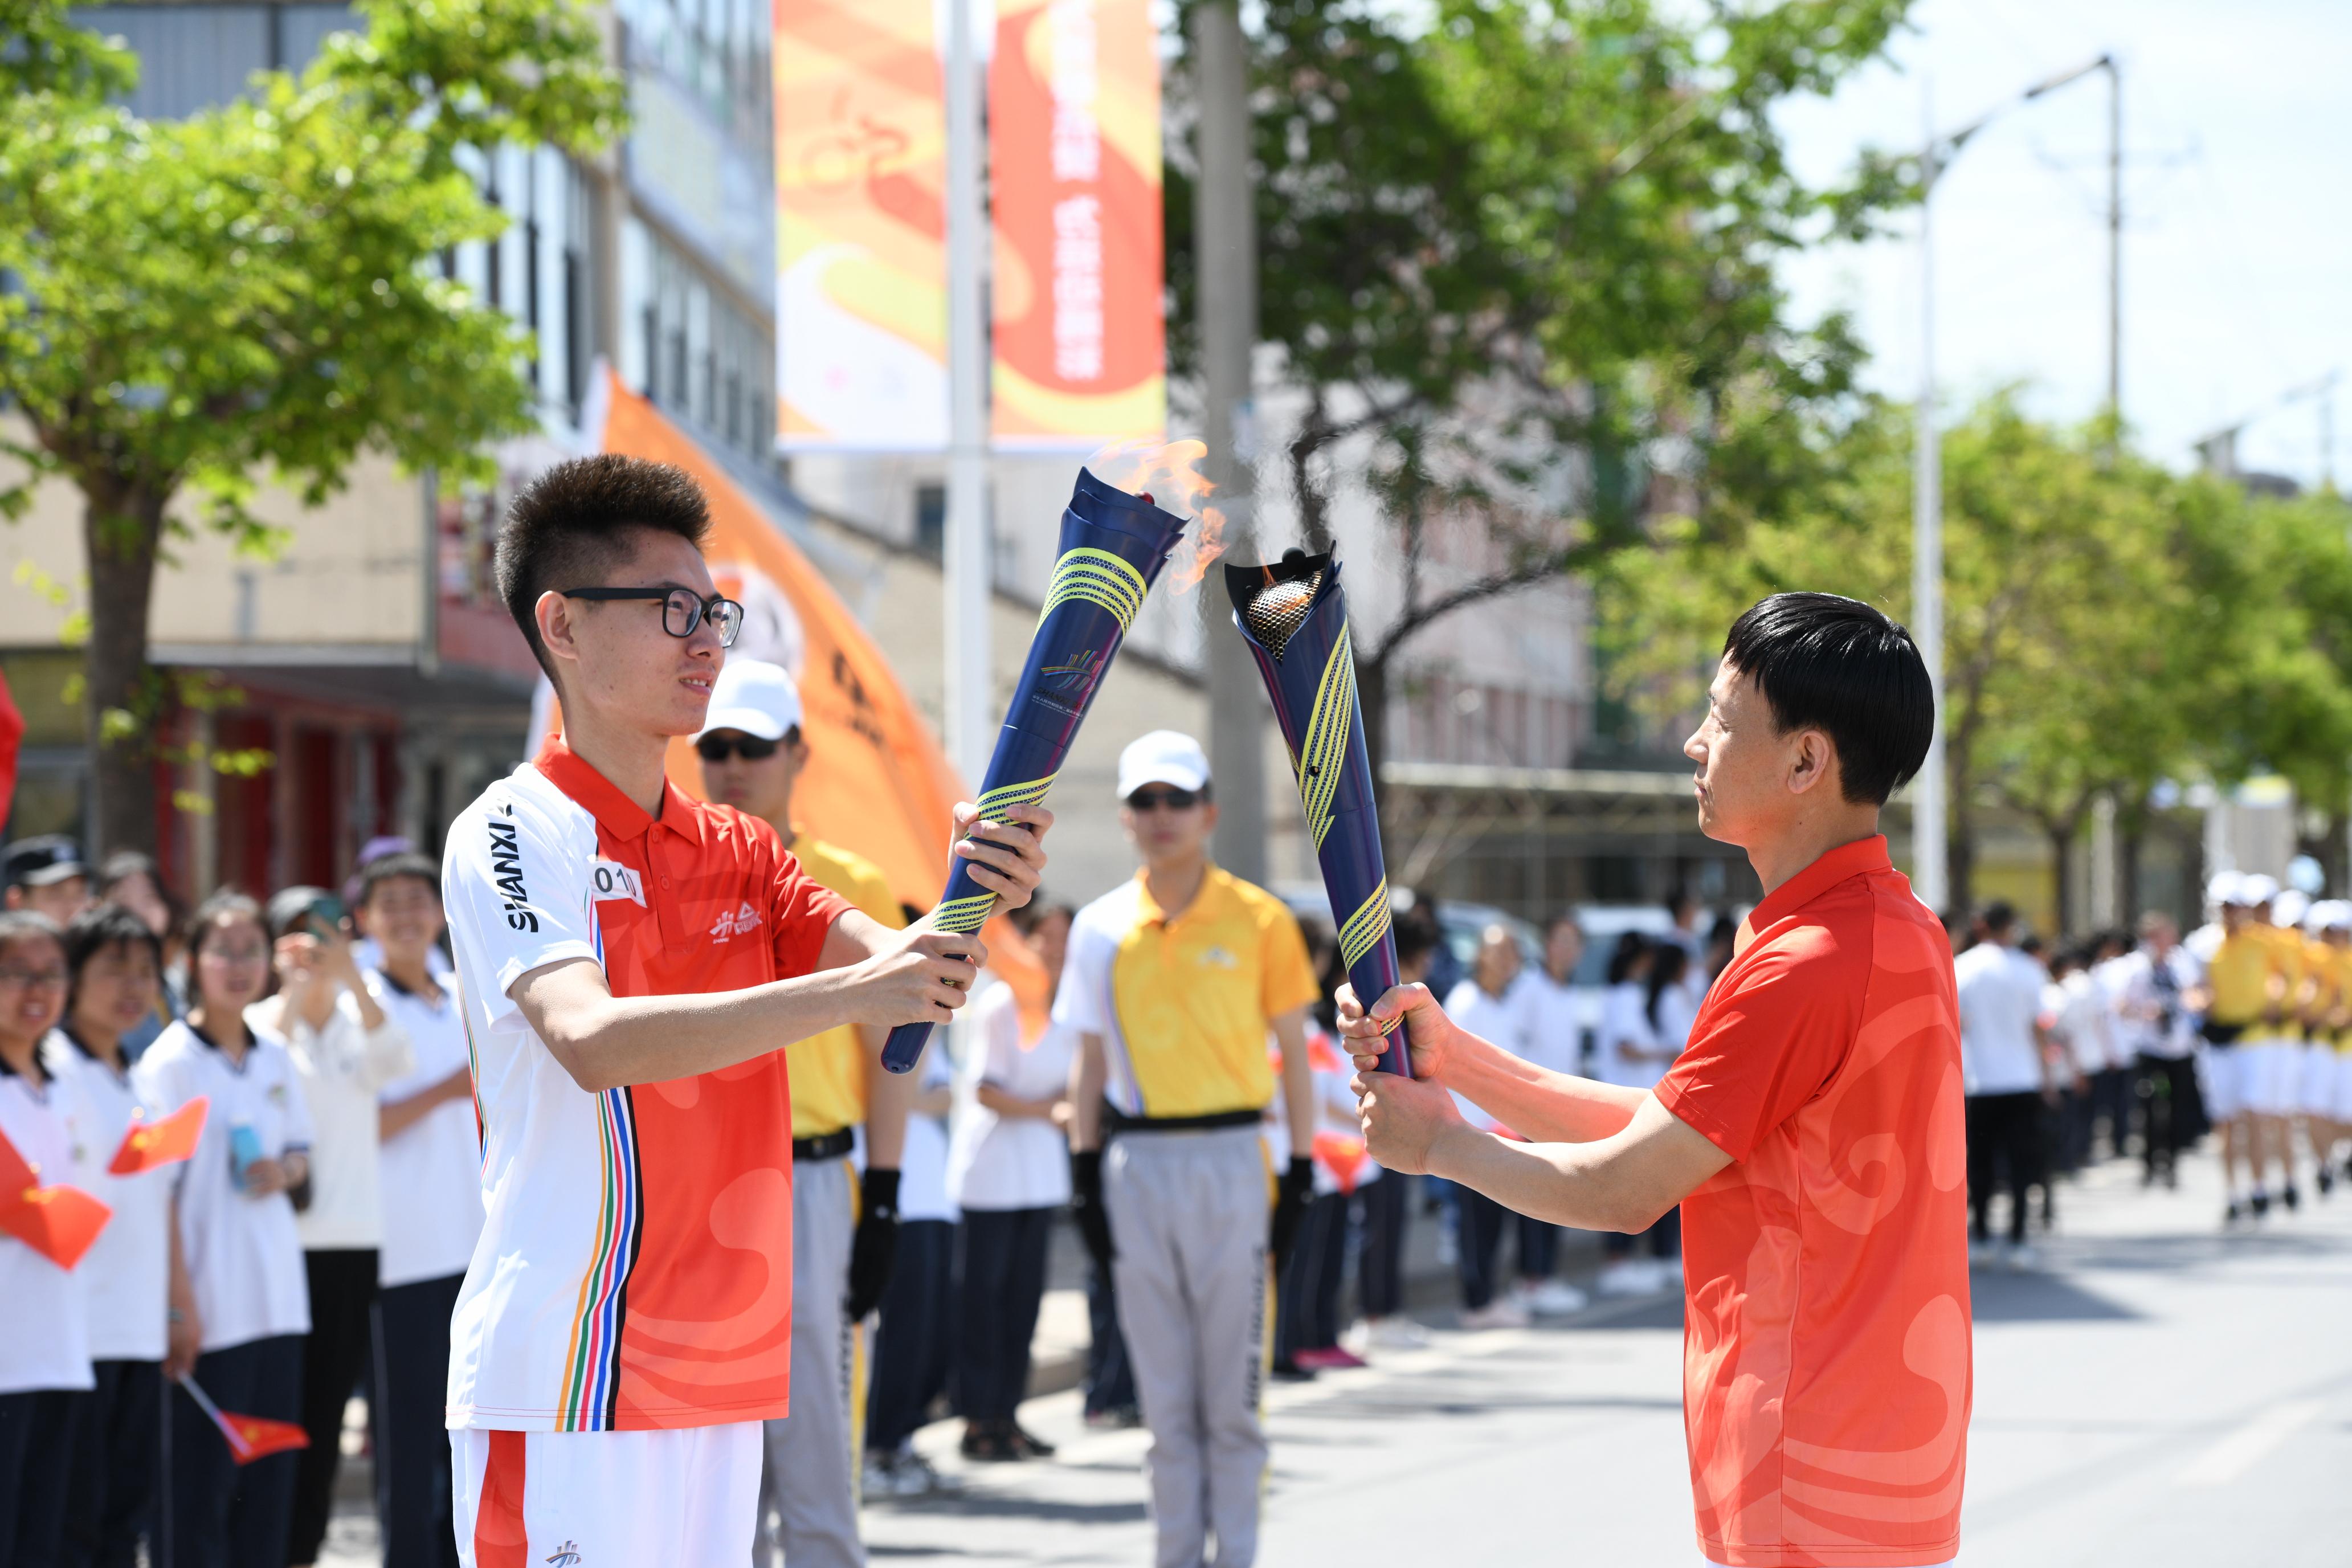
[1163,0,1917,778]
[1599,391,2352,924]
[0,0,622,856]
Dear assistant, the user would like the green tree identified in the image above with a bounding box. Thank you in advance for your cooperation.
[1164,0,1914,775]
[0,0,621,856]
[1600,394,2232,922]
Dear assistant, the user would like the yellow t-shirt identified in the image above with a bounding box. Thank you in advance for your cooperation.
[786,832,905,1137]
[2203,931,2273,1027]
[2260,925,2306,1042]
[1053,865,1321,1120]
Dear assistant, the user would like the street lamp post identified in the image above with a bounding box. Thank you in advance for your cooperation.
[943,0,991,786]
[1910,54,2117,914]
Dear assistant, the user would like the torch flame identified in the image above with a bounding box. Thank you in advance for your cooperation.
[1084,436,1225,591]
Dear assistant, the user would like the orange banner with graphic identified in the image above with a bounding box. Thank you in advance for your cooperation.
[592,370,1050,1026]
[774,0,949,451]
[990,0,1165,448]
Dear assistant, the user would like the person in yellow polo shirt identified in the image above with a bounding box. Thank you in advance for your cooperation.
[2195,873,2287,1223]
[695,659,932,1562]
[1063,731,1319,1568]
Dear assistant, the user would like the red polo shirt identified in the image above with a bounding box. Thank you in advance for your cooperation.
[1656,835,1970,1566]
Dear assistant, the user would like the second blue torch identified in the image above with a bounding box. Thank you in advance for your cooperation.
[1227,550,1413,1078]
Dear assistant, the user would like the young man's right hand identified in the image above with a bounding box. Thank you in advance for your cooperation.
[843,926,990,1027]
[1337,981,1459,1082]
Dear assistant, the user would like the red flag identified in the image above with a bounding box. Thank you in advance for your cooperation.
[109,1097,209,1175]
[178,1375,309,1464]
[0,1181,113,1271]
[1311,1130,1371,1196]
[0,1122,111,1269]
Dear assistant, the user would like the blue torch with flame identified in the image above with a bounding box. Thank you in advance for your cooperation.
[882,468,1191,1073]
[1226,551,1412,1077]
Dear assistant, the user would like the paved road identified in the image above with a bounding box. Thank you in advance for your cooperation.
[325,1145,2352,1566]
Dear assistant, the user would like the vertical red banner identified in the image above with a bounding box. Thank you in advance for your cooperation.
[989,0,1166,448]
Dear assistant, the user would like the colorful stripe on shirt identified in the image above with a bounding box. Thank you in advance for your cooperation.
[558,921,643,1431]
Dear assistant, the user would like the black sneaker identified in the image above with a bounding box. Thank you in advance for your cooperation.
[2284,1185,2301,1212]
[1270,1359,1317,1383]
[2225,1200,2244,1226]
[2251,1190,2272,1219]
[959,1424,1022,1463]
[2318,1166,2334,1197]
[1007,1424,1058,1460]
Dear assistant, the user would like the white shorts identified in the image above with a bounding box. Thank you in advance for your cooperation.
[2248,1040,2302,1117]
[2298,1042,2341,1117]
[2202,1044,2257,1122]
[452,1422,762,1568]
[2337,1054,2352,1123]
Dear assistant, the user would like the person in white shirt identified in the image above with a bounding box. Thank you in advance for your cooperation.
[50,903,191,1567]
[134,891,315,1568]
[255,886,413,1568]
[864,1002,963,1496]
[946,903,1076,1465]
[1593,933,1678,1296]
[1954,902,2055,1267]
[2109,912,2202,1187]
[355,853,483,1568]
[1443,928,1544,1328]
[1512,916,1586,1080]
[0,910,94,1568]
[1274,958,1387,1371]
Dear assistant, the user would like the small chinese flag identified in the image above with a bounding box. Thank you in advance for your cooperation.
[0,1123,112,1269]
[109,1097,209,1175]
[178,1375,309,1464]
[1312,1130,1370,1195]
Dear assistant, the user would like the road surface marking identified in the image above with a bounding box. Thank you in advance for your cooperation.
[2174,1399,2324,1486]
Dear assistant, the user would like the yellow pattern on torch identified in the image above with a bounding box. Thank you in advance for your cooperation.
[1338,879,1391,969]
[976,774,1058,818]
[929,893,998,935]
[1293,624,1355,847]
[1039,548,1148,631]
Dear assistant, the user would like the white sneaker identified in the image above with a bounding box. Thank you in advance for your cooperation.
[1596,1259,1653,1297]
[1459,1298,1532,1330]
[1525,1279,1590,1317]
[1363,1316,1432,1349]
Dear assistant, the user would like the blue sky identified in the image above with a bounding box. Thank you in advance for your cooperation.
[1773,0,2349,484]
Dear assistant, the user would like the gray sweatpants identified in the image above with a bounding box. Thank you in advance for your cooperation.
[1104,1126,1272,1568]
[758,1155,862,1568]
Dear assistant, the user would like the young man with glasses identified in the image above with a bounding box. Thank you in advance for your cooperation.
[440,456,1051,1567]
[693,657,944,1559]
[1062,730,1320,1568]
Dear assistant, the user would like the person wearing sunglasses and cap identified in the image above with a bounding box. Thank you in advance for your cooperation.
[692,658,944,1558]
[437,457,1052,1567]
[1061,730,1320,1568]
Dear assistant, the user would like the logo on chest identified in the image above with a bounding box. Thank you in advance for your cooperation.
[711,901,763,941]
[1198,945,1240,970]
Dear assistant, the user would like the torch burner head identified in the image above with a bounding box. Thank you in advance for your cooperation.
[1238,571,1324,658]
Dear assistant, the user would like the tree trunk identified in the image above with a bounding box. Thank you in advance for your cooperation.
[79,474,168,860]
[1947,758,1977,917]
[2329,810,2351,898]
[2048,820,2076,938]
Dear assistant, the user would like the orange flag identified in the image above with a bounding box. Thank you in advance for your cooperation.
[0,1123,112,1270]
[1311,1130,1371,1196]
[178,1375,310,1464]
[109,1097,209,1175]
[590,370,1051,1034]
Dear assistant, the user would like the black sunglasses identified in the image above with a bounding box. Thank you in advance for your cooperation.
[561,586,745,648]
[695,733,781,763]
[1125,786,1202,812]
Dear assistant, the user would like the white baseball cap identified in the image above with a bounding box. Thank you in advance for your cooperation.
[696,658,802,742]
[2272,888,2310,929]
[2206,871,2245,908]
[1117,730,1210,799]
[2238,872,2280,906]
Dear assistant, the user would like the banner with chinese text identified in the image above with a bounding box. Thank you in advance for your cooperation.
[989,0,1166,448]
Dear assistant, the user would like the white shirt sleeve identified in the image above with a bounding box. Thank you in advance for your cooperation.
[1049,904,1114,1038]
[279,1044,317,1152]
[444,791,601,1018]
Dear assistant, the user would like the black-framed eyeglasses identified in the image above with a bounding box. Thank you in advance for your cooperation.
[1125,786,1203,813]
[695,733,781,763]
[561,586,745,648]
